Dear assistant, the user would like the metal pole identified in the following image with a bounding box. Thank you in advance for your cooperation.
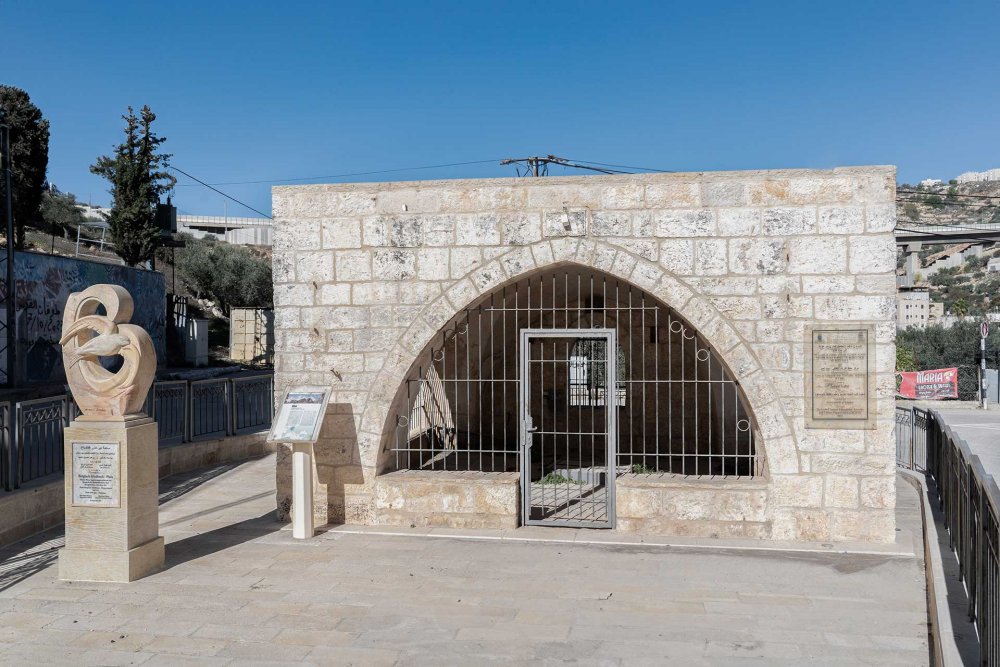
[1,124,16,388]
[982,329,988,410]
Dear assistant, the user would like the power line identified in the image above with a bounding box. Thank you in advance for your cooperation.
[171,156,678,188]
[896,198,997,209]
[896,197,999,210]
[896,227,1000,244]
[173,159,502,187]
[170,166,273,219]
[566,158,673,173]
[898,220,1000,233]
[897,188,1000,200]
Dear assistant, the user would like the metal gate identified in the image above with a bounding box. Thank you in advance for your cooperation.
[520,329,616,528]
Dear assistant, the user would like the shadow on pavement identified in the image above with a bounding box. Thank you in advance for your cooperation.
[158,460,244,503]
[0,531,64,593]
[0,457,275,591]
[164,512,280,568]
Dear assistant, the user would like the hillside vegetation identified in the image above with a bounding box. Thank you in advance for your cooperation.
[897,178,1000,315]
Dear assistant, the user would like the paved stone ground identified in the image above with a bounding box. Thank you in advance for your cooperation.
[0,455,930,666]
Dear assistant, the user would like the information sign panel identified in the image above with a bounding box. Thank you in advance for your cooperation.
[267,386,332,443]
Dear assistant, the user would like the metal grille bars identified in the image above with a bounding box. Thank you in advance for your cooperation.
[391,266,757,477]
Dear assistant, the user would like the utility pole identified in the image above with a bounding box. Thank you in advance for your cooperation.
[0,121,16,387]
[500,155,630,177]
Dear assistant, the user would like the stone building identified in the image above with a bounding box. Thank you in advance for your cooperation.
[271,166,898,543]
[897,286,932,329]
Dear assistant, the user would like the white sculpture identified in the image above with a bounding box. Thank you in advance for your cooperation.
[59,284,156,418]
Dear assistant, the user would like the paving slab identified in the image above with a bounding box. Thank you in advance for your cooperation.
[0,455,930,665]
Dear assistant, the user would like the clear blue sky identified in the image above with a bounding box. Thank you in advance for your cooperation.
[5,1,999,217]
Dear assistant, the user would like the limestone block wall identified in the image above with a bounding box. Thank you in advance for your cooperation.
[372,471,519,529]
[271,166,898,543]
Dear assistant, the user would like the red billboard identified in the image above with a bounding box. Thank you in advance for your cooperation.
[897,368,959,400]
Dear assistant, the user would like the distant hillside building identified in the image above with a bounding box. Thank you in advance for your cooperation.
[897,286,932,329]
[929,301,944,323]
[956,168,1000,183]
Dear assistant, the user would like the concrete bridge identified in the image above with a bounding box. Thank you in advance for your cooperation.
[895,220,1000,244]
[178,214,272,245]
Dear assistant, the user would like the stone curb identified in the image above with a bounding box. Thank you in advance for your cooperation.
[323,524,918,558]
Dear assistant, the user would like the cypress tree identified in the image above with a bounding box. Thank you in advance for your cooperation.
[90,106,175,266]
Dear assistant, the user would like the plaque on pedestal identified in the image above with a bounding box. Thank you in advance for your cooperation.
[71,442,121,507]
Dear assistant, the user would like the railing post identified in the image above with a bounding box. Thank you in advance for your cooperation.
[227,379,234,436]
[229,379,236,435]
[184,380,191,443]
[977,482,986,631]
[59,396,66,474]
[2,403,10,492]
[909,407,916,471]
[12,401,20,490]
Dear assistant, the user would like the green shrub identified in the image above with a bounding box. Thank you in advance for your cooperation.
[174,235,272,315]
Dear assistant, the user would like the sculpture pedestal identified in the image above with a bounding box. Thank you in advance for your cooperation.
[58,415,164,582]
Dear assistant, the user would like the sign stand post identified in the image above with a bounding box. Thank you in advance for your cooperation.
[266,386,332,540]
[291,442,315,539]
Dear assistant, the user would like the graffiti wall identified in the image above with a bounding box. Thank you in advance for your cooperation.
[3,252,165,386]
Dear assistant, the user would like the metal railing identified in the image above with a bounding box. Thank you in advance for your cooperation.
[14,396,69,489]
[895,406,928,471]
[916,409,999,664]
[151,380,188,445]
[232,374,274,435]
[0,372,274,492]
[190,378,230,441]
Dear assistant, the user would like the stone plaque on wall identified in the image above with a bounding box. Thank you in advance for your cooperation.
[71,442,121,507]
[805,324,877,430]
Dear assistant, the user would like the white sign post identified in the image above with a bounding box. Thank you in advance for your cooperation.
[291,442,315,539]
[982,321,990,410]
[267,387,332,539]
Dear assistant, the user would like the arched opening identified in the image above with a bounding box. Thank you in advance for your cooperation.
[386,264,759,525]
